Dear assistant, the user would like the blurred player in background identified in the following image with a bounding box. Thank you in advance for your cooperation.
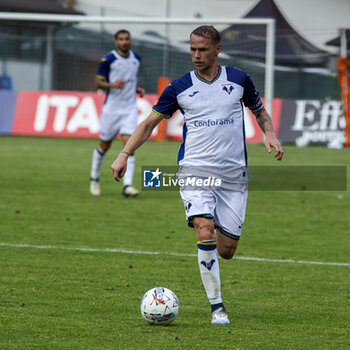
[111,26,284,324]
[90,29,145,197]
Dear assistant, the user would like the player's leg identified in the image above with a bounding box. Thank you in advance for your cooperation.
[120,107,139,197]
[90,140,112,195]
[90,109,121,195]
[180,189,229,324]
[214,184,248,259]
[120,134,138,197]
[216,230,239,259]
[192,217,230,324]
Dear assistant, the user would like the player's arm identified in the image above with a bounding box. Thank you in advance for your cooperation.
[136,86,145,97]
[135,53,145,97]
[95,55,125,90]
[95,76,125,90]
[242,72,284,160]
[111,112,163,181]
[253,107,284,161]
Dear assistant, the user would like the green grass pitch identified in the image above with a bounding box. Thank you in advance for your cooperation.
[0,135,349,349]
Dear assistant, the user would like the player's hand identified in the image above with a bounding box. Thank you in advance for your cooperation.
[110,79,125,89]
[111,153,128,181]
[265,132,284,161]
[136,87,145,97]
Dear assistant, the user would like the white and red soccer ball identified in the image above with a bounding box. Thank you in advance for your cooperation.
[140,287,180,325]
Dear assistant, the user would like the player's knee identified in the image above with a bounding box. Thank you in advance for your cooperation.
[218,247,236,260]
[195,227,215,241]
[193,220,215,241]
[217,243,237,260]
[99,141,111,152]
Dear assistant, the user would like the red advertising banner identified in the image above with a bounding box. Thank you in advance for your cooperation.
[8,90,282,142]
[12,91,159,138]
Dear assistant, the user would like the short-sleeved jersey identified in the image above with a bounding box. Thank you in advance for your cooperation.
[97,49,141,113]
[152,66,263,167]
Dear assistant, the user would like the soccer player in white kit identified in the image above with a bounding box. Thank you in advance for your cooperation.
[90,30,145,197]
[111,26,284,324]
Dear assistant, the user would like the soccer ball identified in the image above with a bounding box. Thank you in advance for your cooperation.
[140,287,180,325]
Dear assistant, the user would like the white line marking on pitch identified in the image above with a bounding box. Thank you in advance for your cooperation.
[0,242,350,267]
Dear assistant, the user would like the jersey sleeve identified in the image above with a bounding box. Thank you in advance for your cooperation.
[134,51,142,62]
[242,74,263,113]
[96,56,112,81]
[152,84,180,119]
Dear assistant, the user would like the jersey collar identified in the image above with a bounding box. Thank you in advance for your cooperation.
[195,65,222,85]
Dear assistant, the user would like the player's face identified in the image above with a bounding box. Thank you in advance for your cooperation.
[115,33,131,54]
[190,35,221,72]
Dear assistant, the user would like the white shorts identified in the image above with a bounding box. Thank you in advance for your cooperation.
[180,184,248,240]
[99,106,138,142]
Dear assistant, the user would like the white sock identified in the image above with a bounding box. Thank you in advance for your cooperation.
[90,147,105,180]
[197,240,222,305]
[123,154,135,187]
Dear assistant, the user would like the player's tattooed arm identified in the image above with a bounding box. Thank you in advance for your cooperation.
[253,107,284,160]
[253,107,274,134]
